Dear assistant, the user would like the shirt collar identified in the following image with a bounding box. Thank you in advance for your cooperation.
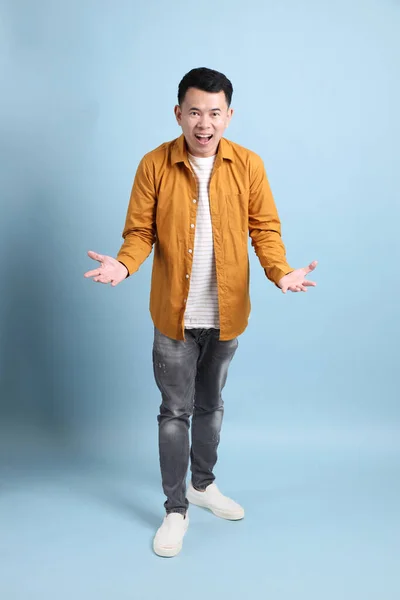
[171,134,234,166]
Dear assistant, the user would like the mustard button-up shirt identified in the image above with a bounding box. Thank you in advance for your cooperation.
[117,134,293,341]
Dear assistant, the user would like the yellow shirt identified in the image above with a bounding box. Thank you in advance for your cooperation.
[117,134,293,341]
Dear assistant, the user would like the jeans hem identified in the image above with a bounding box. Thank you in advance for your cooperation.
[166,508,187,517]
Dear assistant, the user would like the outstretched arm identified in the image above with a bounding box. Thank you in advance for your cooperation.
[84,155,157,287]
[116,155,157,275]
[248,154,294,284]
[248,155,318,293]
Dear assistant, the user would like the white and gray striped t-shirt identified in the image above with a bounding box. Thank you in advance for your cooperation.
[184,152,220,329]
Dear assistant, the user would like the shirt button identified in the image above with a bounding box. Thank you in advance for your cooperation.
[185,274,189,279]
[193,199,197,203]
[184,299,187,303]
[190,224,195,228]
[188,249,192,254]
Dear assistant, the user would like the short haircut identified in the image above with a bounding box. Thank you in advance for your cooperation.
[178,67,233,107]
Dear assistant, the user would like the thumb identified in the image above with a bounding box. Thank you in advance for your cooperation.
[305,260,318,274]
[88,250,105,262]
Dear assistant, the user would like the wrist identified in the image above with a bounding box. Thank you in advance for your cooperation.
[118,260,129,278]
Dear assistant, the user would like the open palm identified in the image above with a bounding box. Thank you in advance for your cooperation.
[84,251,128,287]
[278,260,318,293]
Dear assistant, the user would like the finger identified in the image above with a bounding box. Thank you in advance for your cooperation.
[303,280,317,287]
[87,250,105,263]
[84,269,103,278]
[93,277,111,284]
[304,260,318,275]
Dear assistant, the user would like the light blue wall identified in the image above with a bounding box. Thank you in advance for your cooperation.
[0,0,399,458]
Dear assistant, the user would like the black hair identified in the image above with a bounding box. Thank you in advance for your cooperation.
[177,67,233,107]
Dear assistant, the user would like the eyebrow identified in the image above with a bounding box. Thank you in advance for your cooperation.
[189,107,222,112]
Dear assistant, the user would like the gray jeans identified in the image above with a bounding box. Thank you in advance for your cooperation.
[152,326,239,515]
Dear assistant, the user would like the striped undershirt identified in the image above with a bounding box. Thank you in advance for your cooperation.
[184,152,220,329]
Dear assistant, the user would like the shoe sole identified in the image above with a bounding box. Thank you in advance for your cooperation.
[186,492,245,520]
[153,541,184,558]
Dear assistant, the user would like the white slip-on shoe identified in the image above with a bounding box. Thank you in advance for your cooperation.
[187,482,245,520]
[153,512,189,558]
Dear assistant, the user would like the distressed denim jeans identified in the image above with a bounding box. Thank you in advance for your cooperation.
[152,326,239,515]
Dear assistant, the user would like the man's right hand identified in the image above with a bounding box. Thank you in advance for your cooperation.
[84,251,128,287]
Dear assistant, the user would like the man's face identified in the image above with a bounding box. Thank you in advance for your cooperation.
[174,87,233,157]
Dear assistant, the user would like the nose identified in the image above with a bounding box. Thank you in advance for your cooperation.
[198,114,211,129]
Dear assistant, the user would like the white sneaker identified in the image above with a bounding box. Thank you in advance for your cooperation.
[187,482,245,520]
[153,512,189,557]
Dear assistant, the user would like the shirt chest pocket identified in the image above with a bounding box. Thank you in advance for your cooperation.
[224,192,249,233]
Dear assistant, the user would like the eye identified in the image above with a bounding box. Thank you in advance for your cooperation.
[190,111,199,116]
[212,112,220,117]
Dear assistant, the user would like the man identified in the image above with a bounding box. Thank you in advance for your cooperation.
[84,67,318,558]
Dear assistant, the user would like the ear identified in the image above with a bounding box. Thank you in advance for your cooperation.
[226,108,234,127]
[174,105,182,125]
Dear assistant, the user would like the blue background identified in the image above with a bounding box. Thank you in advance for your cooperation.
[0,0,399,598]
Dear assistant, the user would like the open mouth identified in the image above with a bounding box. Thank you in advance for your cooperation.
[195,134,213,145]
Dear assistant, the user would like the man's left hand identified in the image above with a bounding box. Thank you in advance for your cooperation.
[278,260,318,294]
